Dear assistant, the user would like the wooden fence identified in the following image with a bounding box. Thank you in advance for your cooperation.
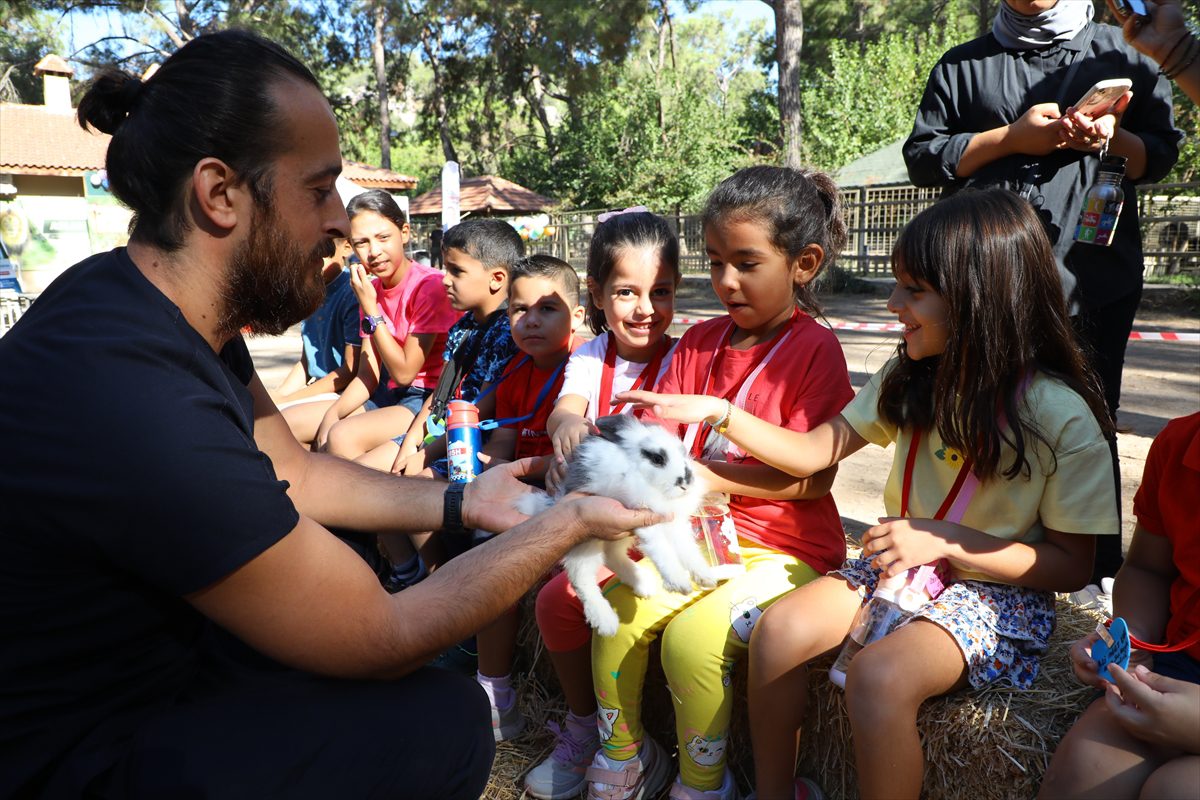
[411,182,1200,279]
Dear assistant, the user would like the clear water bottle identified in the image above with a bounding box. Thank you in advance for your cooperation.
[445,399,482,483]
[1074,156,1126,247]
[828,573,911,689]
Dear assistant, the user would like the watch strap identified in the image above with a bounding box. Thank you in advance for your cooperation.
[443,482,466,531]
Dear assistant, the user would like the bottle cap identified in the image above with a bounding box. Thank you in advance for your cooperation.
[446,399,480,428]
[1100,155,1127,172]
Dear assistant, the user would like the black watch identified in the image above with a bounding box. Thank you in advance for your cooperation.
[443,482,466,531]
[360,314,385,336]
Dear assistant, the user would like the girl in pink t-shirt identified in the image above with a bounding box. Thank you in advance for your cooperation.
[312,191,455,458]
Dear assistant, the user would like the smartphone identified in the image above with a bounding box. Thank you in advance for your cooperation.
[1112,0,1150,19]
[1074,78,1133,117]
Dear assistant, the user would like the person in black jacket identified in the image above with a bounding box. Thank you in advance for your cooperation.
[904,0,1181,583]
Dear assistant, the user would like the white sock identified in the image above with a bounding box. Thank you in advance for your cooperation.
[476,671,514,710]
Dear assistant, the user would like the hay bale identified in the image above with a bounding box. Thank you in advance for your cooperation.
[795,597,1105,800]
[483,568,1103,800]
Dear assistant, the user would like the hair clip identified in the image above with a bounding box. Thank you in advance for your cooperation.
[596,205,649,224]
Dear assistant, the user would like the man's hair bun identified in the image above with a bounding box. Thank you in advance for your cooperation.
[77,69,143,135]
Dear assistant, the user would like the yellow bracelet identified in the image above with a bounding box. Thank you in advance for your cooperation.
[714,399,733,435]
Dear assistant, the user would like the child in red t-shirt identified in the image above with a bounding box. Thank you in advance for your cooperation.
[471,254,585,743]
[1042,412,1200,799]
[482,256,586,467]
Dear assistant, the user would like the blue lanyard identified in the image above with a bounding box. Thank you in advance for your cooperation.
[423,355,566,442]
[479,357,567,431]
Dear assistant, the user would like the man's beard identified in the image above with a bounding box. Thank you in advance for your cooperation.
[217,201,334,339]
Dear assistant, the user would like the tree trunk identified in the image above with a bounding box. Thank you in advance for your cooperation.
[420,22,458,164]
[773,0,804,168]
[978,0,993,38]
[373,2,391,169]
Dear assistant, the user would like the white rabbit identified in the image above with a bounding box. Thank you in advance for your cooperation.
[519,414,717,636]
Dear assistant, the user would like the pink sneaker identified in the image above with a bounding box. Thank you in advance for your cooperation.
[585,737,672,800]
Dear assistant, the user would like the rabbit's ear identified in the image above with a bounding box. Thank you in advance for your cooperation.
[594,414,638,445]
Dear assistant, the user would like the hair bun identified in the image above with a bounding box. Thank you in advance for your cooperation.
[76,69,142,136]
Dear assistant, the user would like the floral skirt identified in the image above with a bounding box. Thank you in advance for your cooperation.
[835,558,1056,690]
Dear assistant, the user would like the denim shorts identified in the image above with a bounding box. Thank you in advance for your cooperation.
[364,384,430,416]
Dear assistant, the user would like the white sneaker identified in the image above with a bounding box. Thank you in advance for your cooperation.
[668,768,740,799]
[524,717,600,799]
[585,737,672,800]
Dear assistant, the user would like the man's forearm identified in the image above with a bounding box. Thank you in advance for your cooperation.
[288,451,445,533]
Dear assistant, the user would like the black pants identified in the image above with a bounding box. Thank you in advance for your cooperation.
[1072,284,1141,582]
[89,665,494,800]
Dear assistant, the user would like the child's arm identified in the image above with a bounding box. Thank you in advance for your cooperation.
[391,395,435,473]
[618,390,867,478]
[696,461,838,501]
[368,328,435,388]
[315,342,379,449]
[1070,525,1174,687]
[282,344,360,402]
[861,518,1095,593]
[547,394,593,463]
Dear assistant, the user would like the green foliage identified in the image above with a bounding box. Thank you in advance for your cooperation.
[799,24,963,173]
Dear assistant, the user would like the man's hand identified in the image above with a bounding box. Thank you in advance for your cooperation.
[462,457,548,533]
[556,493,669,542]
[1105,663,1200,754]
[1007,103,1067,156]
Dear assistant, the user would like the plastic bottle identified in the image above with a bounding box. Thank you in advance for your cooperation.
[445,399,482,483]
[1073,156,1126,247]
[828,565,943,689]
[689,492,743,580]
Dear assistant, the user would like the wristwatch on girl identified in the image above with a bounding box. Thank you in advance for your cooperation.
[360,314,385,335]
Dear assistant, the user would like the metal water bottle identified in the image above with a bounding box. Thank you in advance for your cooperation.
[445,399,482,483]
[1074,156,1126,246]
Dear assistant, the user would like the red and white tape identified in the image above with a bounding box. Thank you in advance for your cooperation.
[670,317,1198,343]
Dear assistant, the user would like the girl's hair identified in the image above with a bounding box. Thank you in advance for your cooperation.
[585,212,680,335]
[879,188,1113,480]
[77,30,319,253]
[346,189,408,230]
[701,165,847,315]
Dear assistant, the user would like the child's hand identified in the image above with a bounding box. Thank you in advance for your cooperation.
[551,416,595,465]
[1068,630,1108,689]
[545,458,566,494]
[861,517,956,577]
[349,262,379,314]
[616,390,725,425]
[315,412,339,452]
[1104,663,1200,753]
[391,436,423,474]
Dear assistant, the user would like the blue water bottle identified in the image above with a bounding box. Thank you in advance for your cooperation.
[445,399,482,483]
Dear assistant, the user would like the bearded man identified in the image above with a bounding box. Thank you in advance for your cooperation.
[0,30,657,799]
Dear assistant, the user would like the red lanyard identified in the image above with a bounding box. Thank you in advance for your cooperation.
[1117,592,1200,653]
[597,333,670,417]
[900,429,977,522]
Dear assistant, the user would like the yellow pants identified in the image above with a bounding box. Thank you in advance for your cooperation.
[592,541,820,790]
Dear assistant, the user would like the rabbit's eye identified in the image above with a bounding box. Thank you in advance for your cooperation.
[640,448,667,467]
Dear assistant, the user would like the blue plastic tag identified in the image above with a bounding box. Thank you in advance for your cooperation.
[1094,617,1131,683]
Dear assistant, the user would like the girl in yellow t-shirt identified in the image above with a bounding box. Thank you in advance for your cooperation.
[620,188,1120,800]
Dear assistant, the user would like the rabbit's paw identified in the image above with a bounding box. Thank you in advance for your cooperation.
[588,605,621,637]
[690,566,719,589]
[624,567,656,598]
[659,569,695,595]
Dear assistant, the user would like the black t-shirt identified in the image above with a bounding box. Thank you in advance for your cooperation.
[0,249,299,795]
